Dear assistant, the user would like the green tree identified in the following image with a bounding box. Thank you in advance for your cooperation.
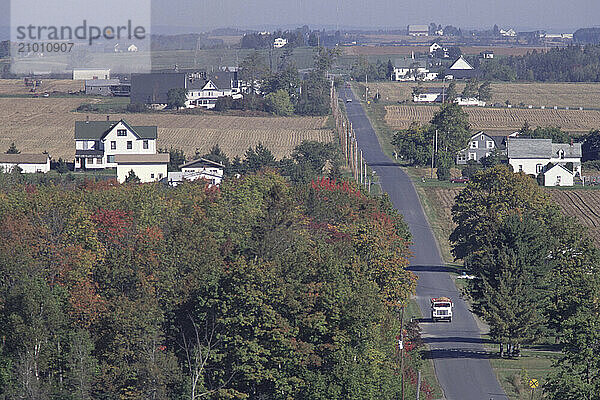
[265,89,294,116]
[6,142,20,154]
[461,78,479,99]
[391,122,432,166]
[167,88,188,109]
[125,169,141,183]
[244,143,276,172]
[582,129,600,161]
[445,81,457,102]
[160,147,186,172]
[430,103,471,156]
[239,51,268,91]
[478,80,492,102]
[57,157,69,173]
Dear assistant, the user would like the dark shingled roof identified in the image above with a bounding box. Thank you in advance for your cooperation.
[0,153,49,164]
[508,138,582,159]
[75,120,157,140]
[180,158,225,169]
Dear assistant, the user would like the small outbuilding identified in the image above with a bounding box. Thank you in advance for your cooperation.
[0,153,50,173]
[115,153,169,183]
[543,164,574,187]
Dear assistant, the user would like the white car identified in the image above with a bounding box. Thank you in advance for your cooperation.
[346,98,352,103]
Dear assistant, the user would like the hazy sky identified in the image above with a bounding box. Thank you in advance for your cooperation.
[1,0,599,33]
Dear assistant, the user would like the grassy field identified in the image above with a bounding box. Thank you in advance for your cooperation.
[366,81,600,110]
[0,96,332,161]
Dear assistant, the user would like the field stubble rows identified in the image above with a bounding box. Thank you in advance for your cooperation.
[0,97,332,160]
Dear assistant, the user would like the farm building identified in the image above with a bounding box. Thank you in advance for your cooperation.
[115,153,169,183]
[456,132,508,164]
[413,88,446,103]
[74,118,158,170]
[542,164,574,187]
[407,25,429,36]
[446,56,478,79]
[178,158,225,186]
[73,68,111,80]
[85,79,121,96]
[455,96,486,106]
[393,59,437,81]
[507,138,581,184]
[0,153,50,173]
[130,71,242,109]
[273,38,288,48]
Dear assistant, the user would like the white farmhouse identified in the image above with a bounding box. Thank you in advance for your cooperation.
[507,138,581,186]
[73,68,111,80]
[413,88,446,103]
[0,153,50,173]
[116,154,169,183]
[273,38,288,48]
[168,158,225,187]
[74,118,157,170]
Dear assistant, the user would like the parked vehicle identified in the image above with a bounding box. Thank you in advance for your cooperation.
[431,297,453,322]
[450,177,469,183]
[346,98,352,103]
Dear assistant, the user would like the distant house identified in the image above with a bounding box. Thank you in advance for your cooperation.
[273,38,288,48]
[456,132,507,164]
[481,51,494,59]
[407,25,429,36]
[127,44,138,52]
[500,28,517,37]
[393,59,437,81]
[507,138,582,185]
[0,153,50,173]
[429,43,449,58]
[130,71,242,109]
[168,158,225,186]
[413,87,446,103]
[85,79,121,96]
[73,68,110,80]
[116,154,169,183]
[74,118,158,170]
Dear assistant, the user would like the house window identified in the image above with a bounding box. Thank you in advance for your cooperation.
[127,141,132,150]
[82,141,89,150]
[557,175,562,183]
[486,141,494,148]
[458,153,466,161]
[151,173,155,179]
[107,155,115,163]
[96,158,102,164]
[143,140,148,149]
[89,158,94,164]
[480,135,485,141]
[158,173,163,179]
[536,164,543,174]
[519,165,523,172]
[559,149,565,159]
[468,152,476,160]
[470,141,478,149]
[111,141,116,150]
[117,129,127,136]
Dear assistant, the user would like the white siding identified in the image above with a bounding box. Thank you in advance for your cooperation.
[117,163,167,183]
[0,161,50,173]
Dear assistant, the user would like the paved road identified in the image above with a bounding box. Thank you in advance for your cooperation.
[340,88,508,400]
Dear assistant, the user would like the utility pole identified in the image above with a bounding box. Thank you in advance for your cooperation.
[430,133,434,179]
[400,307,405,400]
[416,370,421,400]
[365,74,368,101]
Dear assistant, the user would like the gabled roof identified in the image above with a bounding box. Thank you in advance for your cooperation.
[507,138,553,158]
[449,56,474,70]
[180,158,225,169]
[0,153,49,164]
[115,154,170,164]
[543,163,573,176]
[552,143,582,158]
[75,119,157,140]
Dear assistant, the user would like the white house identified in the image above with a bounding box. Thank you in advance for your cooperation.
[73,68,111,80]
[115,154,169,183]
[507,138,582,185]
[185,73,243,109]
[0,153,50,173]
[481,51,494,59]
[543,164,574,187]
[127,44,138,52]
[413,88,446,103]
[454,96,486,106]
[74,118,157,170]
[500,28,517,37]
[456,132,507,164]
[273,38,288,48]
[168,158,225,187]
[429,42,449,58]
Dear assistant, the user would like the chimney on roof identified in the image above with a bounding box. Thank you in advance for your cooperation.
[106,115,110,121]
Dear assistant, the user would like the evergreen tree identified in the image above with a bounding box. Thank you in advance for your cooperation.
[6,142,19,154]
[125,169,140,183]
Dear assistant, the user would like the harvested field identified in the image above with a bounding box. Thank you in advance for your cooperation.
[0,79,83,95]
[365,82,600,110]
[547,189,600,247]
[0,98,332,160]
[344,45,547,57]
[385,105,600,133]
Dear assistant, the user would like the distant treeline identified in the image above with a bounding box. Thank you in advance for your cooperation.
[574,28,600,44]
[241,27,352,49]
[150,34,225,51]
[474,45,600,82]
